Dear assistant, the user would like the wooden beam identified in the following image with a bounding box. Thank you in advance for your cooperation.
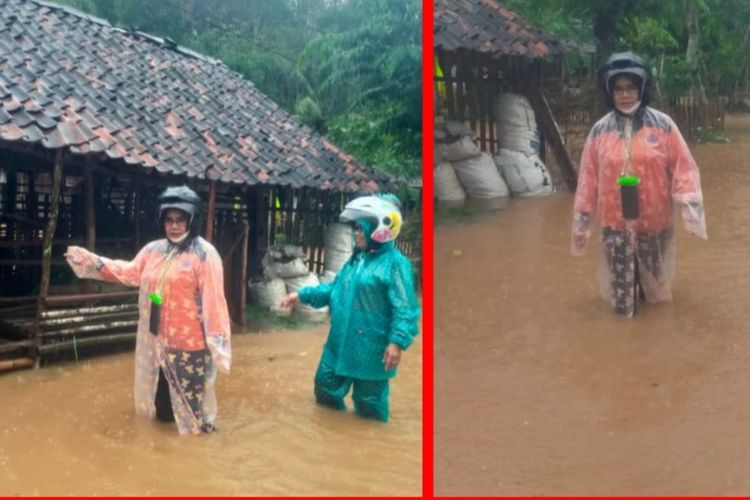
[44,290,138,306]
[292,188,306,245]
[0,237,131,249]
[205,180,216,242]
[37,332,136,356]
[0,357,34,373]
[34,149,63,368]
[525,85,579,192]
[134,174,141,252]
[83,159,96,294]
[221,228,247,269]
[238,221,249,327]
[84,159,96,251]
[283,186,294,238]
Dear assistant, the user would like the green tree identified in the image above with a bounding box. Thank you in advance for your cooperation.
[298,0,421,178]
[505,0,750,105]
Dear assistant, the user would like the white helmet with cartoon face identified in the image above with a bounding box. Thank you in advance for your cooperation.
[340,195,403,243]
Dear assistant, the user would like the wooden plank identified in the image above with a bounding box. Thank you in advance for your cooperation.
[465,57,477,131]
[477,60,488,152]
[26,172,36,245]
[0,356,34,371]
[38,332,136,356]
[0,237,131,248]
[84,159,96,252]
[488,58,499,154]
[133,174,141,253]
[292,188,306,246]
[38,311,138,331]
[313,191,325,274]
[525,86,578,192]
[238,221,249,327]
[44,290,138,306]
[0,259,71,266]
[83,159,95,295]
[0,341,33,355]
[456,55,468,124]
[438,50,456,119]
[283,187,294,238]
[0,295,37,304]
[269,187,277,246]
[42,303,137,319]
[221,227,246,269]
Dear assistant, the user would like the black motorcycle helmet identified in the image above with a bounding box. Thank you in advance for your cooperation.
[597,51,653,110]
[157,185,203,240]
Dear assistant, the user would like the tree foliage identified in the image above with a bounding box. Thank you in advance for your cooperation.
[51,0,421,179]
[505,0,750,106]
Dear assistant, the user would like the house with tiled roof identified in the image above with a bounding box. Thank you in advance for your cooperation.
[0,0,399,367]
[434,0,587,191]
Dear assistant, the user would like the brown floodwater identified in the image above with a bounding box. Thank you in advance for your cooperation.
[0,325,422,496]
[435,113,750,496]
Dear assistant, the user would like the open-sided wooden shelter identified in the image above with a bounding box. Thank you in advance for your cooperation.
[0,0,402,369]
[434,0,581,191]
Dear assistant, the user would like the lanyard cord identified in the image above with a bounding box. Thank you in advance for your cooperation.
[621,118,633,177]
[155,247,178,297]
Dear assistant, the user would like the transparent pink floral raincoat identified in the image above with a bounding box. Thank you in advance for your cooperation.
[66,237,231,434]
[571,108,707,314]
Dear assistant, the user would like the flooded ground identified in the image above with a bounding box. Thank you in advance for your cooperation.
[435,113,750,496]
[0,324,422,496]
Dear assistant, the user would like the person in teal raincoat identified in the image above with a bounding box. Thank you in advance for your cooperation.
[281,194,420,422]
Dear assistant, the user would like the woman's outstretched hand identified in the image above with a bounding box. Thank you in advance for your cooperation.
[64,245,89,265]
[64,246,101,278]
[279,292,300,310]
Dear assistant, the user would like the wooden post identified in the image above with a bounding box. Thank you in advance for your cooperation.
[313,191,327,275]
[4,162,16,263]
[526,85,579,192]
[133,175,141,253]
[283,187,294,238]
[205,180,216,242]
[292,188,306,245]
[477,57,487,152]
[83,160,95,294]
[238,221,249,327]
[269,187,278,245]
[259,188,270,267]
[84,160,95,252]
[34,150,63,368]
[26,172,36,244]
[244,189,256,280]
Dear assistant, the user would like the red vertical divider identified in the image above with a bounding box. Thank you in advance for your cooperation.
[422,0,435,497]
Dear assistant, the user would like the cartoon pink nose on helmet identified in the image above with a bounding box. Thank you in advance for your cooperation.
[339,195,403,243]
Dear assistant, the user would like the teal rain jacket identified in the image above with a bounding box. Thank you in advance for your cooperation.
[299,226,420,381]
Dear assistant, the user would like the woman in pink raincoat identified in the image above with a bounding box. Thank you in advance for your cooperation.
[65,185,231,434]
[571,52,707,317]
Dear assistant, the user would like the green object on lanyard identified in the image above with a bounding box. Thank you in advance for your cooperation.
[617,175,640,186]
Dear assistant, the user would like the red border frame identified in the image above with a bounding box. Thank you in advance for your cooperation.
[421,0,435,497]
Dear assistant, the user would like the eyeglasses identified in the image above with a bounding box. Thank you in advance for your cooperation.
[612,84,639,95]
[164,217,187,227]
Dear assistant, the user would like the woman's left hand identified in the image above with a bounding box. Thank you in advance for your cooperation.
[382,343,402,371]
